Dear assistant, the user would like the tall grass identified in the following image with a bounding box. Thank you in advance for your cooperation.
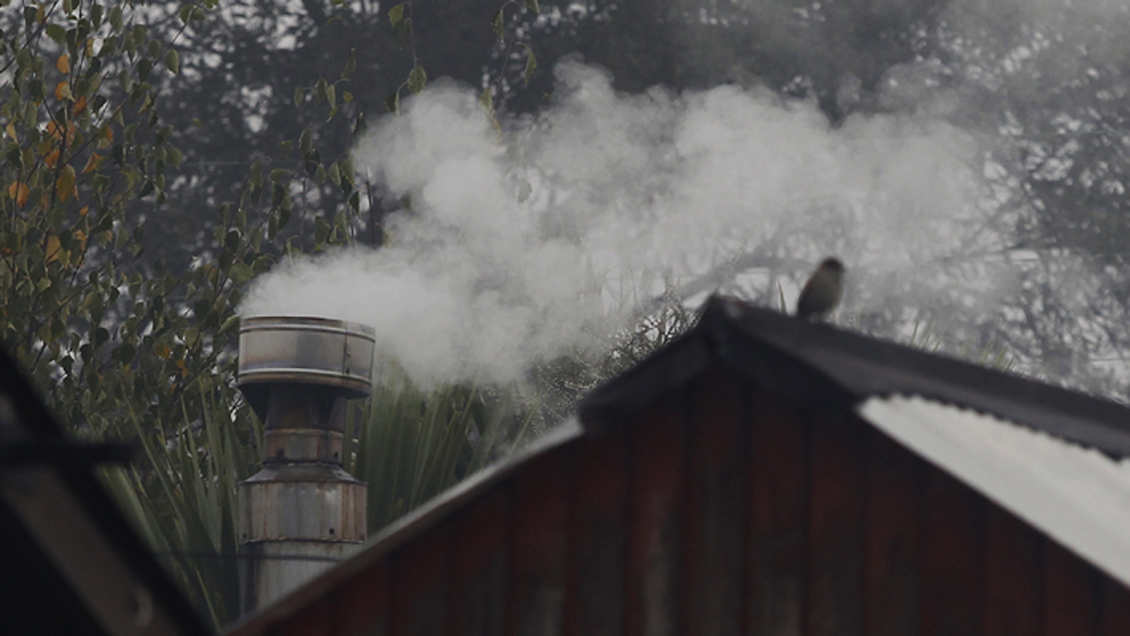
[345,363,540,531]
[94,382,262,626]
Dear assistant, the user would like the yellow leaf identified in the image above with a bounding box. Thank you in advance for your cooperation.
[55,81,72,101]
[73,95,87,115]
[73,229,87,251]
[4,122,16,142]
[56,165,76,202]
[155,343,171,359]
[82,153,101,174]
[97,125,113,148]
[78,205,89,217]
[8,182,28,208]
[45,148,60,168]
[56,54,70,74]
[45,233,61,264]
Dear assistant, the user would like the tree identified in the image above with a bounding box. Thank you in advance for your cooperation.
[0,0,276,623]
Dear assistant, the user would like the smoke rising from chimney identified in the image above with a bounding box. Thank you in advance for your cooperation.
[240,60,1018,389]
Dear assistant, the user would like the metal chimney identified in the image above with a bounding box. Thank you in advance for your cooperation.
[235,316,375,614]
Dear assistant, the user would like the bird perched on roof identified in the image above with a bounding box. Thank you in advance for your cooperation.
[796,257,845,320]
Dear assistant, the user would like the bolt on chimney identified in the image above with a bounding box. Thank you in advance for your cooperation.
[235,316,375,615]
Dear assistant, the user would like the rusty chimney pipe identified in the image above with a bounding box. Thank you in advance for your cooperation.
[235,316,375,614]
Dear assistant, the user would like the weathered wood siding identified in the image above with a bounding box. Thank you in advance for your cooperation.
[229,364,1130,636]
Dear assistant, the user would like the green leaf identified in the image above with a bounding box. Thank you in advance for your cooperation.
[479,87,493,113]
[299,127,312,154]
[313,217,330,245]
[407,65,427,94]
[385,89,400,114]
[46,23,66,43]
[116,343,136,363]
[491,7,505,40]
[164,50,179,74]
[523,48,538,86]
[523,0,540,12]
[219,314,241,334]
[342,52,356,78]
[388,3,404,26]
[228,262,252,286]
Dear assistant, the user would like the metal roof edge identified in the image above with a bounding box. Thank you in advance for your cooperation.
[577,295,859,431]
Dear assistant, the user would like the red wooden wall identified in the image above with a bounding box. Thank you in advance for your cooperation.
[228,365,1130,636]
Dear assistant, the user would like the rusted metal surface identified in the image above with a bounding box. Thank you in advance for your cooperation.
[239,465,366,542]
[1100,577,1130,634]
[625,392,689,636]
[509,445,572,636]
[1045,541,1099,636]
[450,488,510,636]
[863,427,923,636]
[225,351,1130,636]
[564,427,627,636]
[238,316,376,398]
[983,506,1042,636]
[683,370,746,636]
[263,429,345,464]
[390,526,451,636]
[921,467,985,636]
[747,390,807,636]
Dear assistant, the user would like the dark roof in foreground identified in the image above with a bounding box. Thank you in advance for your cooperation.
[581,295,1130,456]
[0,347,212,636]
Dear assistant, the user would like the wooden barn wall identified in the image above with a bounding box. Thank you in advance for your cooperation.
[237,365,1130,636]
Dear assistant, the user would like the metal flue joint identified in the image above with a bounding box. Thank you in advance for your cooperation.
[236,316,375,614]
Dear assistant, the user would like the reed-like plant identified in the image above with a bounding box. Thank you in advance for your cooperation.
[93,379,261,627]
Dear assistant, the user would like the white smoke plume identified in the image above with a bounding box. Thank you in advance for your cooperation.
[241,61,1008,389]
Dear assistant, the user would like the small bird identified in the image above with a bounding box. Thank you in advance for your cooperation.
[796,257,845,320]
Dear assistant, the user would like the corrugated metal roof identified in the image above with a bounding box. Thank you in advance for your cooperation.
[860,394,1130,588]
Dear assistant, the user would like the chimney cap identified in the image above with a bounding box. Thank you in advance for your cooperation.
[237,316,376,398]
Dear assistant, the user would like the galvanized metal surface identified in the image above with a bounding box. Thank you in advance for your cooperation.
[236,315,375,615]
[263,429,344,463]
[237,316,375,397]
[239,541,363,615]
[239,465,367,543]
